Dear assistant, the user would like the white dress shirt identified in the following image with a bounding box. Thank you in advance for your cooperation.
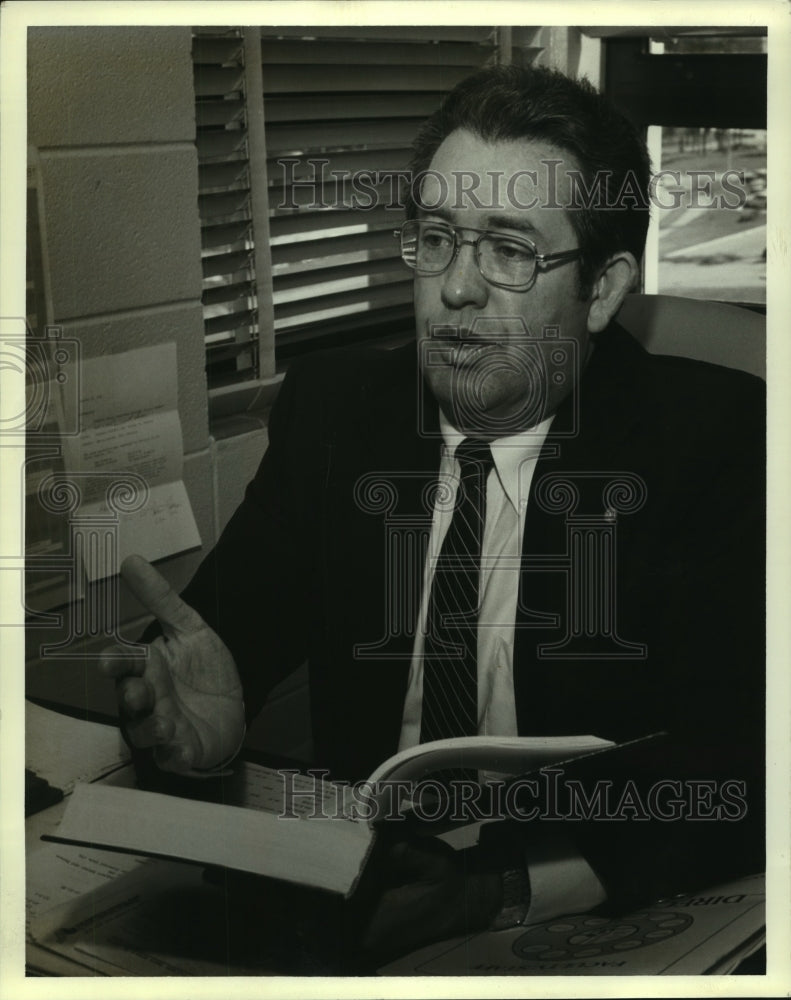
[398,412,554,750]
[397,410,607,921]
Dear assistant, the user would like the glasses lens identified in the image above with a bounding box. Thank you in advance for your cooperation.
[478,234,537,287]
[401,221,454,273]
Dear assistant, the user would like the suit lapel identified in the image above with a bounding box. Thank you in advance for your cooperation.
[331,343,441,664]
[513,324,654,732]
[328,329,655,746]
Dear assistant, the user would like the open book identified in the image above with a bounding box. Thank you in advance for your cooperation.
[46,733,624,900]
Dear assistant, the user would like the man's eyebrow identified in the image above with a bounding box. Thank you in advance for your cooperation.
[484,213,542,238]
[418,207,453,223]
[417,208,544,239]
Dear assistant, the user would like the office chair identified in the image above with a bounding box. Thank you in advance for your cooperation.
[617,293,766,381]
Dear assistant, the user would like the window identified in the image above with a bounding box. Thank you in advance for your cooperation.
[602,28,767,307]
[649,124,766,304]
[192,26,547,400]
[260,26,498,362]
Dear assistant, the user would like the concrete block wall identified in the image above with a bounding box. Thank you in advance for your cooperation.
[25,27,312,761]
[27,25,211,626]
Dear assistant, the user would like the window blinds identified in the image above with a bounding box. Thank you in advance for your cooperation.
[193,27,503,387]
[193,29,259,388]
[261,27,498,358]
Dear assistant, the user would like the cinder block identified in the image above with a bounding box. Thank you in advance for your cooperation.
[61,305,209,454]
[28,26,195,148]
[39,148,202,319]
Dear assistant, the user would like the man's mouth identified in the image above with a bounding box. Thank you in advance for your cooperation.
[427,320,530,367]
[431,337,507,368]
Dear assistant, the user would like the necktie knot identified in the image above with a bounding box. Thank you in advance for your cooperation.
[455,438,494,478]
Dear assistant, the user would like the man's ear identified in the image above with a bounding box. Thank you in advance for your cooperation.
[586,252,640,334]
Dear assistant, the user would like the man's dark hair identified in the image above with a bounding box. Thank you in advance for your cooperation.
[406,64,651,295]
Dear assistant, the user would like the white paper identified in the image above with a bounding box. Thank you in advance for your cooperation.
[26,762,349,975]
[27,843,150,975]
[60,343,200,580]
[25,764,142,975]
[25,700,130,795]
[28,856,268,976]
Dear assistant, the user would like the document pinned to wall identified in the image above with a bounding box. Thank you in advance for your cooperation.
[61,343,201,581]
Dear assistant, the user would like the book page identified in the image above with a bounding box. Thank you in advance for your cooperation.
[47,778,374,896]
[223,761,348,817]
[366,733,614,785]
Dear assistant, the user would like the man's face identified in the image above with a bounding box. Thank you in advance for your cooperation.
[414,129,597,439]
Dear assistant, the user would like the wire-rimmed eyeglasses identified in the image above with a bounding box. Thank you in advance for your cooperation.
[394,220,582,291]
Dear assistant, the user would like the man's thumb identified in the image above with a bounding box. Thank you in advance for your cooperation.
[120,554,204,638]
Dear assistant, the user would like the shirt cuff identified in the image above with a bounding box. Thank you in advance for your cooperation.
[523,830,607,925]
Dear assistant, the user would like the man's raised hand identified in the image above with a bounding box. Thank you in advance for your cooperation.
[100,554,246,774]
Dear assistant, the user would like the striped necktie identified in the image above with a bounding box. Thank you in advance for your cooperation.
[420,437,494,744]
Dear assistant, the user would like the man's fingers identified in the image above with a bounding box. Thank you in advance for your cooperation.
[116,676,155,718]
[125,711,176,749]
[153,742,194,774]
[121,554,205,638]
[99,644,148,680]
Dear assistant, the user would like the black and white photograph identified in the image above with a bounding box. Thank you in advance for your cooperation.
[1,1,789,994]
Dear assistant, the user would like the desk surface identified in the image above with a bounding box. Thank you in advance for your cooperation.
[24,701,767,978]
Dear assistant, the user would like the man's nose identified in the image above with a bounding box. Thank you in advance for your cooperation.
[440,241,489,310]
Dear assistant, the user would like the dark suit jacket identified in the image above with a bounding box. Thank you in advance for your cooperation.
[180,322,765,910]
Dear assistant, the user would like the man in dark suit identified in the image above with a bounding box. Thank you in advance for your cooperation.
[102,65,764,959]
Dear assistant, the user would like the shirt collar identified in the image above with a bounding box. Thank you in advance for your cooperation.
[439,411,555,513]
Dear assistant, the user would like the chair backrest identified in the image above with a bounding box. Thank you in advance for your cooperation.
[617,293,766,381]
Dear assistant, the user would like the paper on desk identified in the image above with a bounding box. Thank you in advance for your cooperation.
[28,855,274,976]
[25,701,131,794]
[59,343,200,581]
[27,842,149,975]
[26,775,232,976]
[27,762,345,976]
[26,765,142,975]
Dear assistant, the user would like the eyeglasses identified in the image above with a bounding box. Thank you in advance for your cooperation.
[394,220,582,291]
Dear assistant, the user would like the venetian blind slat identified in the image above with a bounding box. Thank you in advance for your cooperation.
[194,26,508,377]
[259,28,497,354]
[194,29,259,387]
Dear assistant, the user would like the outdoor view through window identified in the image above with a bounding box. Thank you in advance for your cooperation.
[646,32,766,306]
[653,125,766,305]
